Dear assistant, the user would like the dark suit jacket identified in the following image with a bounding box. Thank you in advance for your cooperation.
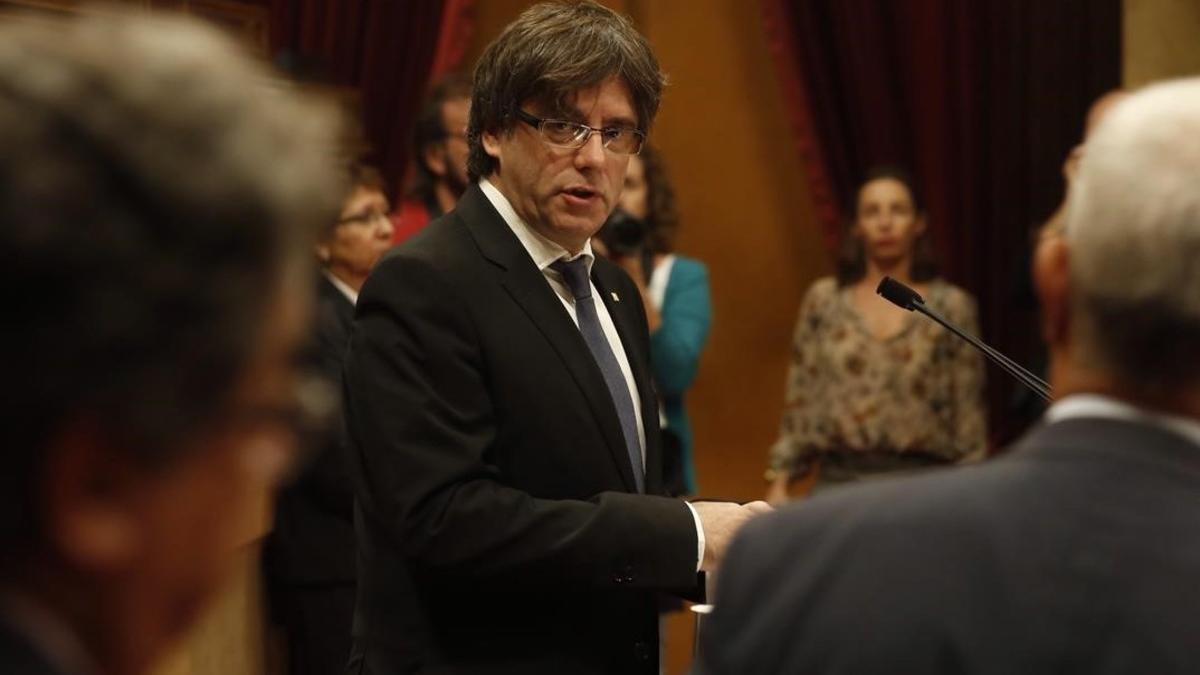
[0,620,69,675]
[342,184,700,674]
[266,275,357,587]
[698,417,1200,674]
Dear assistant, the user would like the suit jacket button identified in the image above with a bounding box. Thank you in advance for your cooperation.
[633,641,651,661]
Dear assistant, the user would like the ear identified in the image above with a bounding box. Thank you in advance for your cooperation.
[315,243,331,265]
[1063,143,1084,183]
[913,212,928,236]
[481,128,503,163]
[1033,235,1071,348]
[423,144,448,178]
[43,421,142,572]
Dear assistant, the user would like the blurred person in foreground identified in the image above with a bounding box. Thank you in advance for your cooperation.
[342,2,767,673]
[0,10,339,675]
[699,79,1200,674]
[1007,89,1130,439]
[392,73,472,244]
[264,164,392,675]
[594,146,712,496]
[765,166,986,502]
[1044,89,1129,238]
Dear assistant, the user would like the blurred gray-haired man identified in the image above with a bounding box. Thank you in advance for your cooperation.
[698,78,1200,675]
[0,10,339,675]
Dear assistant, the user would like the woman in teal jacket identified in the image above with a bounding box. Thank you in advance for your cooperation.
[600,146,712,495]
[648,254,710,494]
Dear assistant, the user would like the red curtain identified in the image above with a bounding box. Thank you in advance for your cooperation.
[267,0,474,196]
[762,0,1120,444]
[428,0,475,82]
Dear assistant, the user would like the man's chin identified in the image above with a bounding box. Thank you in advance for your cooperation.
[542,217,604,252]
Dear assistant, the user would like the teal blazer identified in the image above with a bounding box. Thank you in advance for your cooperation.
[650,255,712,493]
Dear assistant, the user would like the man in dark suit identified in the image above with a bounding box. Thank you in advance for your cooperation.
[697,79,1200,674]
[266,165,393,675]
[0,10,339,675]
[342,3,767,673]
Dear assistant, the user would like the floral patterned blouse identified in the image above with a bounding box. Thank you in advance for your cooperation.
[769,276,987,472]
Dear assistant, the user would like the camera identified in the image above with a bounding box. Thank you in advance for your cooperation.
[596,208,647,256]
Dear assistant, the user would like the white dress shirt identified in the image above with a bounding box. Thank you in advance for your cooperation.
[1044,393,1200,448]
[647,253,675,311]
[478,179,705,571]
[322,270,358,305]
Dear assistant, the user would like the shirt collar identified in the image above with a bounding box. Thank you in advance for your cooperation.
[2,591,97,675]
[1045,393,1200,448]
[322,270,358,305]
[478,178,594,273]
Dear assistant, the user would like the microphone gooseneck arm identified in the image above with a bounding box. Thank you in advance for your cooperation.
[916,302,1053,402]
[876,277,1053,403]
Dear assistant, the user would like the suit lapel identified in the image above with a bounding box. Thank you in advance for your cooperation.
[456,185,640,493]
[0,620,74,675]
[317,275,355,332]
[592,261,662,493]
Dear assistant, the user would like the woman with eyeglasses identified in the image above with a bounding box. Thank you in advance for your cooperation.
[264,163,393,675]
[317,165,396,297]
[765,166,986,503]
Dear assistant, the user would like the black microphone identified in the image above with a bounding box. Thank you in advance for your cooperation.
[877,277,1052,402]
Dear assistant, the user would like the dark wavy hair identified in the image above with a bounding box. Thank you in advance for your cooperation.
[467,0,665,182]
[637,146,680,255]
[836,165,938,286]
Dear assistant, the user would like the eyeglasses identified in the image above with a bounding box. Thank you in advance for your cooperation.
[1033,216,1067,245]
[514,108,646,155]
[221,370,341,485]
[441,126,469,143]
[336,209,391,228]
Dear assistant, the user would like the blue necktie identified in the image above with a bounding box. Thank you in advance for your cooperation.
[551,257,645,493]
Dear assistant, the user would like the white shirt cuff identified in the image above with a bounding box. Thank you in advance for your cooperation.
[684,501,705,573]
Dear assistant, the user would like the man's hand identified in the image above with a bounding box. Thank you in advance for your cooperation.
[691,500,773,571]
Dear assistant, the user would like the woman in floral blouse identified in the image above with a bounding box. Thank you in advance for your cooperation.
[766,166,987,502]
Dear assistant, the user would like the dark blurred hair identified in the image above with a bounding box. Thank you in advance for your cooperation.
[322,163,386,236]
[0,12,340,548]
[836,165,938,286]
[638,146,680,255]
[467,0,664,182]
[409,72,472,200]
[348,162,386,196]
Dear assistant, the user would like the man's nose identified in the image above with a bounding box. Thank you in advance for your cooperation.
[574,130,606,169]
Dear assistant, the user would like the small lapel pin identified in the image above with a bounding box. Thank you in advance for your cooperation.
[611,291,620,303]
